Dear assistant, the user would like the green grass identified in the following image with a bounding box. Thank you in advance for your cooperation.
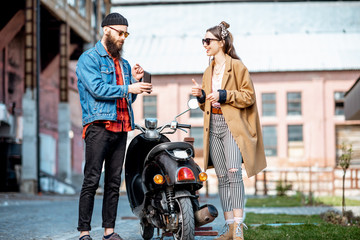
[244,213,322,225]
[244,223,360,240]
[315,196,360,206]
[246,196,303,207]
[244,213,360,240]
[246,195,360,207]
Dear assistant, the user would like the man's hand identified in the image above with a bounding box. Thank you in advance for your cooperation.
[128,82,152,94]
[132,64,144,81]
[191,79,202,97]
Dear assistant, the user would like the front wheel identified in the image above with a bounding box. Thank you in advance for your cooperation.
[173,197,195,240]
[140,221,154,240]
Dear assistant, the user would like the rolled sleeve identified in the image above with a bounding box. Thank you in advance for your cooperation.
[197,89,206,104]
[217,89,227,103]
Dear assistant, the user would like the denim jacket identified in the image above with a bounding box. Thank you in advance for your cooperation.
[76,41,138,128]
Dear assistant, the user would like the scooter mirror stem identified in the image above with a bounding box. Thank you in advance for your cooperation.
[174,108,191,120]
[174,99,199,120]
[135,124,145,133]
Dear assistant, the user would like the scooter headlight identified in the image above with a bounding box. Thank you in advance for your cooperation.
[177,167,195,181]
[153,174,165,184]
[198,172,208,182]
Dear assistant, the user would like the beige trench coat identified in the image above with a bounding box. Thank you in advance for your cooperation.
[199,54,267,178]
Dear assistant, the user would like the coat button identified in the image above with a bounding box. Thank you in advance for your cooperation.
[207,111,209,115]
[206,128,208,132]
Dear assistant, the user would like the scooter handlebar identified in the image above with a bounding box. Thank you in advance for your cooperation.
[135,124,146,133]
[177,124,191,129]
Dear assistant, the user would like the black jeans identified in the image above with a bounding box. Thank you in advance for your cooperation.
[78,124,128,231]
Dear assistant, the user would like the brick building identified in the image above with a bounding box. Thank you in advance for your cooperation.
[0,0,111,194]
[114,1,360,196]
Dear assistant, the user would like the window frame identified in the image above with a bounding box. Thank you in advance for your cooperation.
[334,91,345,116]
[262,125,278,156]
[262,92,276,117]
[190,127,204,149]
[143,95,157,119]
[287,92,302,116]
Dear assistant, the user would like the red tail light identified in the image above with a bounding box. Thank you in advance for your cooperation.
[177,167,195,181]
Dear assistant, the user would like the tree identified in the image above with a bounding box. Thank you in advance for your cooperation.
[338,143,352,216]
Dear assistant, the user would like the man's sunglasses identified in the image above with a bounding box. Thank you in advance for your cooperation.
[202,38,219,45]
[108,26,130,38]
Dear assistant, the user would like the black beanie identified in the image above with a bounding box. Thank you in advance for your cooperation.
[101,13,128,27]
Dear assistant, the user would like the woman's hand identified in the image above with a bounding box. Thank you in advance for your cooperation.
[206,92,219,103]
[191,79,202,97]
[132,64,144,81]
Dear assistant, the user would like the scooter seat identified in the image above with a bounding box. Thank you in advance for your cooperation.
[145,142,194,162]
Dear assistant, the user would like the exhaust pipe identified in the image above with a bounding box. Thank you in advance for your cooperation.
[194,204,218,227]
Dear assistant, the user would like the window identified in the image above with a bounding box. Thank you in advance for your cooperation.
[288,125,303,142]
[334,92,345,116]
[91,0,98,29]
[287,92,302,116]
[189,95,203,118]
[190,127,203,149]
[262,93,276,116]
[67,0,76,7]
[288,125,304,158]
[143,96,157,118]
[79,0,86,17]
[262,126,277,156]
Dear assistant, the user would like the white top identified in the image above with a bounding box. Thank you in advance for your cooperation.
[211,63,226,108]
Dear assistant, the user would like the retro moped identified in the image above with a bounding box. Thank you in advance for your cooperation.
[124,99,218,240]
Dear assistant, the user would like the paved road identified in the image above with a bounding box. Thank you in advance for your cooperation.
[1,193,359,240]
[0,193,224,240]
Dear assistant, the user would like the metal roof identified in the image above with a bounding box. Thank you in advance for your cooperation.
[113,2,360,74]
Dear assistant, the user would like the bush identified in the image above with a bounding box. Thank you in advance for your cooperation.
[320,210,360,226]
[276,180,292,196]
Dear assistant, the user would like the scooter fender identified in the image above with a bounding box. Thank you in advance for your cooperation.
[142,153,202,193]
[142,160,168,193]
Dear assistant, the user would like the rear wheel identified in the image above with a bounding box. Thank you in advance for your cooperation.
[140,221,154,240]
[173,197,195,240]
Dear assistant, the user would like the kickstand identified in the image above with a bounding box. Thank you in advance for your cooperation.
[153,228,163,240]
[160,231,166,240]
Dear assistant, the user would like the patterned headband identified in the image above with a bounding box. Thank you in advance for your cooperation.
[218,23,229,39]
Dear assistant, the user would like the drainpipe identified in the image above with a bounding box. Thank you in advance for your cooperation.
[36,0,41,193]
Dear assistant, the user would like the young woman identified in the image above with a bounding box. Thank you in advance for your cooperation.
[191,21,267,240]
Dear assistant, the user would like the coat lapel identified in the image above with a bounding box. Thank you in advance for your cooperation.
[221,55,232,89]
[205,61,215,94]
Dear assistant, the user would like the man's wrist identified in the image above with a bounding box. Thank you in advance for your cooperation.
[128,85,133,94]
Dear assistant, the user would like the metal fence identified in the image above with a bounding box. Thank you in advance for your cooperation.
[254,167,360,196]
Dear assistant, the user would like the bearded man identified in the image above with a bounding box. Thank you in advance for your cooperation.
[76,13,152,240]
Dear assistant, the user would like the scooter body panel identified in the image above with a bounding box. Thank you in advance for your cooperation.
[125,133,170,211]
[142,153,203,194]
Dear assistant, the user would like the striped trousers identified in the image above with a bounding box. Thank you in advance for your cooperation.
[209,113,245,212]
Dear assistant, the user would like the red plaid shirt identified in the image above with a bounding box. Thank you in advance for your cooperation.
[82,58,131,138]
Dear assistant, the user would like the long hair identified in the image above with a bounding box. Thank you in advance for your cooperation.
[206,21,240,60]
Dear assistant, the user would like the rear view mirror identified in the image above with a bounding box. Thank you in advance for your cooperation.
[188,99,199,110]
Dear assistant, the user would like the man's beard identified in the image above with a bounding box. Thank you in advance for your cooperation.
[104,33,123,59]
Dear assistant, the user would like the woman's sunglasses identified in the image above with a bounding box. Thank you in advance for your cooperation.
[202,38,219,45]
[108,26,130,38]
